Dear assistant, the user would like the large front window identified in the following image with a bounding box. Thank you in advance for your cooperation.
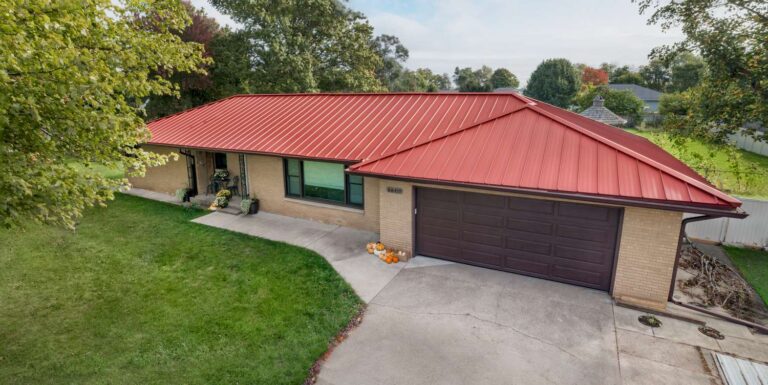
[284,159,363,207]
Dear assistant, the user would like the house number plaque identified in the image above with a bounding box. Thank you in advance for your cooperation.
[387,186,403,194]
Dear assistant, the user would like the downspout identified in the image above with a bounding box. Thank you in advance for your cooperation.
[179,149,197,195]
[668,214,768,334]
[668,214,715,301]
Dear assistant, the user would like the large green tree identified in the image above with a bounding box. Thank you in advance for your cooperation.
[489,68,520,89]
[524,58,580,107]
[145,1,222,119]
[636,0,768,143]
[392,68,451,92]
[453,66,494,92]
[668,51,706,92]
[0,0,207,228]
[210,0,383,92]
[372,34,409,91]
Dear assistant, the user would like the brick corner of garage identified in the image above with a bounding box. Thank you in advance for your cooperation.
[611,207,683,311]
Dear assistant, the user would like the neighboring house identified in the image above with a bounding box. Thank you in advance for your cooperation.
[608,83,663,124]
[579,95,627,126]
[493,87,522,93]
[131,92,744,312]
[608,84,662,112]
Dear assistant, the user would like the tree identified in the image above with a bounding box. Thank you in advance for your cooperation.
[489,68,520,89]
[639,59,671,91]
[609,65,645,85]
[668,51,706,92]
[0,0,207,228]
[636,0,768,143]
[145,1,222,119]
[392,68,451,92]
[659,92,693,117]
[575,86,645,125]
[581,66,609,86]
[524,58,580,107]
[211,0,383,93]
[453,66,494,92]
[372,34,409,91]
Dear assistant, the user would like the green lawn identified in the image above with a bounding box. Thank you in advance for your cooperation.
[626,128,768,199]
[0,195,361,385]
[67,160,125,180]
[724,246,768,307]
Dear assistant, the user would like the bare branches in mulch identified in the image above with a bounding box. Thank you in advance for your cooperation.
[304,305,366,385]
[678,244,761,322]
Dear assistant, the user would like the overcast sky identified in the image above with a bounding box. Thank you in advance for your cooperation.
[189,0,684,85]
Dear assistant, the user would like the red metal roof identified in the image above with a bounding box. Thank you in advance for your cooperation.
[148,93,526,162]
[146,93,741,211]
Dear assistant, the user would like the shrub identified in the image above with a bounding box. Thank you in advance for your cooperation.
[216,189,231,198]
[175,188,191,202]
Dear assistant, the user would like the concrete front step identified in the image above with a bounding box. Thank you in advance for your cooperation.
[216,206,242,215]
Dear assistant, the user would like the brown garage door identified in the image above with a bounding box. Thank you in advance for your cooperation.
[416,188,621,291]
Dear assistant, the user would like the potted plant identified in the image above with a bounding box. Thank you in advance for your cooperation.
[215,189,231,208]
[175,187,192,202]
[213,169,230,181]
[240,197,259,214]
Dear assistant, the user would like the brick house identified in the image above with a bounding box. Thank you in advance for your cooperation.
[130,93,745,311]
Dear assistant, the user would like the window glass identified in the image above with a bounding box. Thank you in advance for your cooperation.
[214,153,228,169]
[303,161,344,202]
[285,159,301,196]
[348,175,363,205]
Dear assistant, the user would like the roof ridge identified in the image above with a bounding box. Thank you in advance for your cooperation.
[350,103,531,170]
[145,94,242,125]
[524,102,740,207]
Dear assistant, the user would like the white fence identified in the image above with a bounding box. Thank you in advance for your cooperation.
[686,197,768,248]
[729,129,768,156]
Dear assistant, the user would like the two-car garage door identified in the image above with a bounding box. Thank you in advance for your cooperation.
[415,188,622,291]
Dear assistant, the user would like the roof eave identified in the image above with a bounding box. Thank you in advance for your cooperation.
[347,170,748,219]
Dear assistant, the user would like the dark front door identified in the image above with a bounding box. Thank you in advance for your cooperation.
[415,188,621,291]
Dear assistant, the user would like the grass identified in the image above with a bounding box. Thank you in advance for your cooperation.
[67,161,125,180]
[0,194,362,385]
[724,246,768,307]
[625,128,768,199]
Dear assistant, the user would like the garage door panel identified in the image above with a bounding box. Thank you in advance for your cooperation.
[461,249,504,267]
[558,202,613,222]
[505,237,552,256]
[550,266,604,287]
[420,224,460,240]
[554,245,608,265]
[505,218,554,235]
[462,191,506,209]
[507,197,555,214]
[421,206,459,221]
[557,224,614,243]
[462,211,505,228]
[462,230,504,248]
[416,188,620,291]
[503,255,550,275]
[421,188,460,202]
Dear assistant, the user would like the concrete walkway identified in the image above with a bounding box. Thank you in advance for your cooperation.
[193,211,404,303]
[123,187,180,204]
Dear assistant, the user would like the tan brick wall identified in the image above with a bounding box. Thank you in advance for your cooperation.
[246,154,380,232]
[378,180,414,257]
[128,145,189,195]
[613,207,682,310]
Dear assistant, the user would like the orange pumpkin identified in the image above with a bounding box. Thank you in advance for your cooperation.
[392,257,399,263]
[375,242,385,251]
[385,256,393,264]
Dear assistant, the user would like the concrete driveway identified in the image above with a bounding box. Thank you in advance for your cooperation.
[318,258,768,385]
